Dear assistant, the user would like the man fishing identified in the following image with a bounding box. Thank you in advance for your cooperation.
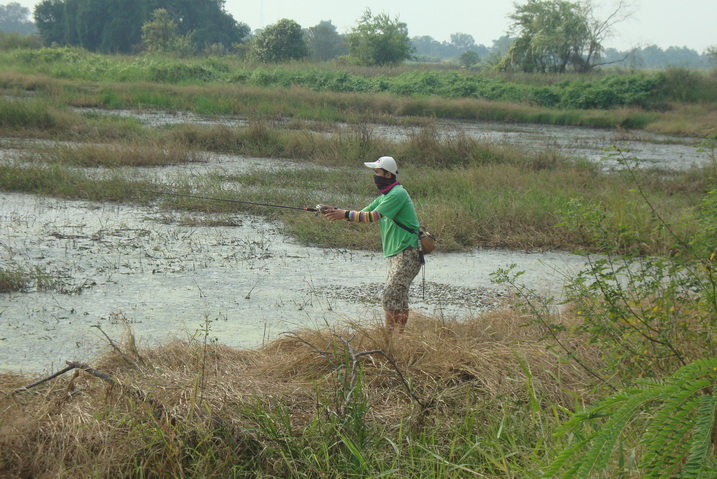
[322,156,422,331]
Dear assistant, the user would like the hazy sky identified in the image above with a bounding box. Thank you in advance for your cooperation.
[11,0,717,52]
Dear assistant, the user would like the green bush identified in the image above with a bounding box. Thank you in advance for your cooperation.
[0,32,43,51]
[559,74,666,109]
[662,67,717,102]
[530,86,562,107]
[147,62,219,83]
[13,47,83,65]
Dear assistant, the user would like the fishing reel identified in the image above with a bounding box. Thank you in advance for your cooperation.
[315,204,331,214]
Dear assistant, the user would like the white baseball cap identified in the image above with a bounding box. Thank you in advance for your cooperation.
[364,156,398,175]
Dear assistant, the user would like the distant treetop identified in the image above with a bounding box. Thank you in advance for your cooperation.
[33,0,249,53]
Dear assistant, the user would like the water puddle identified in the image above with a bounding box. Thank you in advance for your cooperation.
[1,192,588,373]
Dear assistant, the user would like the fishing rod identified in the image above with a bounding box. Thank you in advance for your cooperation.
[154,189,326,213]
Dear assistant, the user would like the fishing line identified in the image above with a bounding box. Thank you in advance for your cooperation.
[152,189,320,212]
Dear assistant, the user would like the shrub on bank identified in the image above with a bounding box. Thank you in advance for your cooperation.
[3,48,715,109]
[0,32,43,51]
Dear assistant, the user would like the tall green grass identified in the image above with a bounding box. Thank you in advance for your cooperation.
[0,97,147,140]
[2,49,715,134]
[0,97,70,130]
[1,48,696,108]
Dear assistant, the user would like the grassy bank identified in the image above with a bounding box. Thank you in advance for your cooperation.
[0,73,665,131]
[0,312,598,478]
[5,261,714,479]
[1,48,716,135]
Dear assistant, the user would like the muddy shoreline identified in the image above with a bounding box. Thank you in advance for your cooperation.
[1,191,590,373]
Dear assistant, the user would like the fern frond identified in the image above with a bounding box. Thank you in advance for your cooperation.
[642,387,707,475]
[542,436,593,479]
[643,395,701,479]
[670,357,717,383]
[681,393,717,479]
[574,394,653,478]
[552,385,654,438]
[547,357,717,479]
[641,377,713,471]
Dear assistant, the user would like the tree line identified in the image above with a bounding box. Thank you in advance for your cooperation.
[1,0,716,70]
[0,1,35,34]
[33,0,247,54]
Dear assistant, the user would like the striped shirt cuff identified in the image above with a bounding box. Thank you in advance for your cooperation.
[346,210,382,223]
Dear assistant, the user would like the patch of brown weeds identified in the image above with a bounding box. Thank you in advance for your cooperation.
[0,310,599,478]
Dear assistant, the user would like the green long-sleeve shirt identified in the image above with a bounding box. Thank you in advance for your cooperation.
[362,184,419,257]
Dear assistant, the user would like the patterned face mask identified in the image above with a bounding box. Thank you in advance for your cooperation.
[374,174,395,192]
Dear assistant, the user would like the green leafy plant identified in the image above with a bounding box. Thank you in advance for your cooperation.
[541,144,717,476]
[558,148,717,379]
[545,356,717,478]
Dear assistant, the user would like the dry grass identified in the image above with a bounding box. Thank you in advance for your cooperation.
[0,310,598,478]
[23,141,206,168]
[646,102,717,136]
[0,268,28,293]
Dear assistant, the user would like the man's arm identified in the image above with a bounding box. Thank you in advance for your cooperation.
[322,207,382,222]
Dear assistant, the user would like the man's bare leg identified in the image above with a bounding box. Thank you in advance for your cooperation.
[386,309,409,332]
[396,310,409,331]
[385,309,399,331]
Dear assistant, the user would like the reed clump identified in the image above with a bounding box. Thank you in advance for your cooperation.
[0,266,60,293]
[0,163,158,203]
[0,267,29,293]
[24,141,206,167]
[0,97,74,131]
[0,311,598,478]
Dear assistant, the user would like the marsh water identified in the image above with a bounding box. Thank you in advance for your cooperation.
[78,107,712,170]
[1,192,593,372]
[1,112,711,373]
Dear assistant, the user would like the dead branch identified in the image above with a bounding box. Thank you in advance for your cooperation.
[335,335,430,410]
[12,364,77,393]
[13,361,116,394]
[68,361,118,385]
[91,323,144,367]
[287,332,430,410]
[284,332,340,369]
[13,361,170,422]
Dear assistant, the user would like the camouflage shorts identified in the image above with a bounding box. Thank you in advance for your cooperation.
[382,247,422,311]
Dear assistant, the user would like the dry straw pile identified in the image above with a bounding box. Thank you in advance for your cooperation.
[0,310,597,477]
